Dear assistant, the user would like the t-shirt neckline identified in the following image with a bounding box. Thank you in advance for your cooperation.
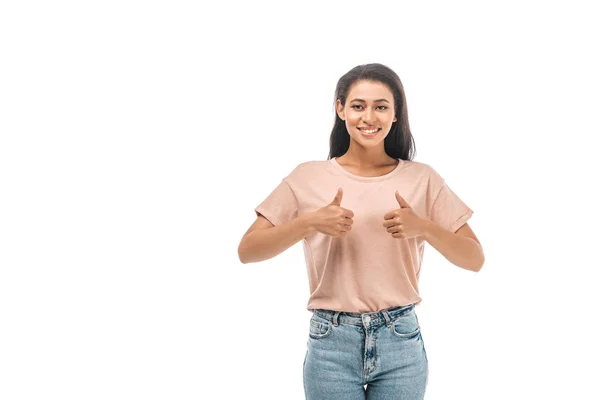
[330,157,404,182]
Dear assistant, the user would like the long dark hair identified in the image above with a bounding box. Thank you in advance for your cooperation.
[328,63,416,161]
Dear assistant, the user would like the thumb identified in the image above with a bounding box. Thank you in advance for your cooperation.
[330,187,343,206]
[395,190,411,208]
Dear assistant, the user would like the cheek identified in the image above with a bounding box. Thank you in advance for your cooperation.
[382,113,395,123]
[346,121,357,135]
[344,114,360,127]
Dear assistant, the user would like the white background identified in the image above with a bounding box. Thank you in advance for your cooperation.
[1,1,599,399]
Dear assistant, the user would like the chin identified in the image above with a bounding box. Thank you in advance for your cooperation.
[355,138,383,147]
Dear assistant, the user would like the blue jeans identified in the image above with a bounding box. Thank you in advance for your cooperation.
[303,304,428,400]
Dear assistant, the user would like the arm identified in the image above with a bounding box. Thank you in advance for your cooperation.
[238,214,316,264]
[421,221,485,272]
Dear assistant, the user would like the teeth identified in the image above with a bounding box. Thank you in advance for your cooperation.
[360,128,379,134]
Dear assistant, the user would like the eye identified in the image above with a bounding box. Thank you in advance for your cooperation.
[350,105,388,110]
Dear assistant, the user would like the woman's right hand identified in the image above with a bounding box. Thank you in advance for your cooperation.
[310,188,354,237]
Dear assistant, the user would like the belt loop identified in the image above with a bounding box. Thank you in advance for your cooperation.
[333,311,340,326]
[381,310,392,326]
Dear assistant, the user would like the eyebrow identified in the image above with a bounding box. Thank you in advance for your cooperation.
[350,98,390,104]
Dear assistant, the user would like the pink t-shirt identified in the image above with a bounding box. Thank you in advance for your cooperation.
[255,157,473,313]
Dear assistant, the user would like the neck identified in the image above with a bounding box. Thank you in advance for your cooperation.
[338,143,396,167]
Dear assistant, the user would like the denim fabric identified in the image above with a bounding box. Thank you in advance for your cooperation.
[303,304,428,400]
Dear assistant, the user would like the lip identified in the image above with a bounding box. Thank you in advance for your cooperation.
[358,127,381,137]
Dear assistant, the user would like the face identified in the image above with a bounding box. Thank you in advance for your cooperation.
[336,80,397,149]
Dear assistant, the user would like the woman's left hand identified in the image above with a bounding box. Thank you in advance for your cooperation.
[383,191,428,239]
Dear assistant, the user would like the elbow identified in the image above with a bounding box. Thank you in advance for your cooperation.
[238,238,258,264]
[472,254,485,272]
[461,245,485,272]
[238,246,251,264]
[238,250,247,264]
[238,239,249,264]
[469,241,485,272]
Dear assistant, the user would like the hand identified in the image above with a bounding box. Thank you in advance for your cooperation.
[310,188,354,237]
[383,191,427,239]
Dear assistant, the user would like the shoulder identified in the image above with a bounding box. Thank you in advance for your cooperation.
[285,159,333,180]
[400,159,443,181]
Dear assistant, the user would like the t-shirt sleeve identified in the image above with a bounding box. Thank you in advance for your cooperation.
[254,179,299,227]
[428,169,474,233]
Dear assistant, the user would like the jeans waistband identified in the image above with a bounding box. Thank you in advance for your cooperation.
[312,303,415,327]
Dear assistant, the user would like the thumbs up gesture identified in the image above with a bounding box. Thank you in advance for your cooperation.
[310,188,355,237]
[382,191,426,239]
[330,187,344,207]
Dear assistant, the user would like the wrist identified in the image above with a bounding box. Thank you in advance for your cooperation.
[420,218,434,240]
[298,213,317,235]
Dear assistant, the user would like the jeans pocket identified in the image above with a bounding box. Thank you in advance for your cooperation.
[390,309,420,339]
[308,314,332,339]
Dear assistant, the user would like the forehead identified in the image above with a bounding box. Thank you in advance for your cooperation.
[347,80,393,101]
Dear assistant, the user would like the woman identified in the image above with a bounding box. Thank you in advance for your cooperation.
[238,63,485,400]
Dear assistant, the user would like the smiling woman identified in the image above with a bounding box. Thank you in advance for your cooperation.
[334,80,399,166]
[339,85,396,142]
[237,63,484,400]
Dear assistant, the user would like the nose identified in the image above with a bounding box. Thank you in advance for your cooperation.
[362,108,376,125]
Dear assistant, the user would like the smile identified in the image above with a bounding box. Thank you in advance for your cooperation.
[358,127,381,137]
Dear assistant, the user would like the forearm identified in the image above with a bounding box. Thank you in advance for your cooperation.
[421,219,484,272]
[238,214,316,264]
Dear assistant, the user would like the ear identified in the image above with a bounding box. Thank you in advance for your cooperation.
[336,99,345,121]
